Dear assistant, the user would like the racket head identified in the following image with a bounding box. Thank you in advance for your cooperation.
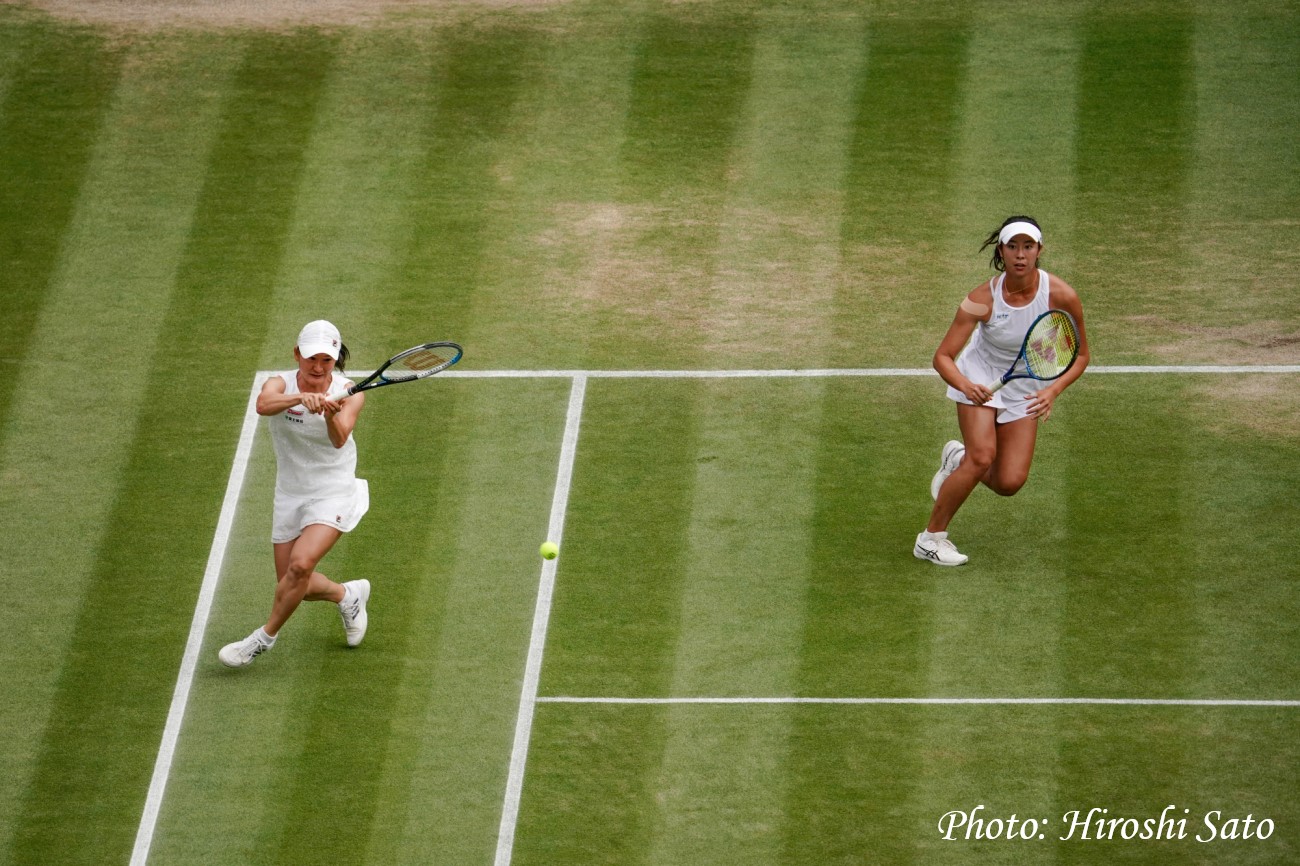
[377,342,463,384]
[1021,309,1079,381]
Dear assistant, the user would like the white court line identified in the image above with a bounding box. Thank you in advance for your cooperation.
[537,696,1300,707]
[130,373,268,866]
[435,364,1300,379]
[494,374,588,866]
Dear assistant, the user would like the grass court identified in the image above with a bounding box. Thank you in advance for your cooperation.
[0,1,1297,864]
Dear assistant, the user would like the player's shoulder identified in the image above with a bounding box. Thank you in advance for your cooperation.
[964,279,994,303]
[1046,271,1079,303]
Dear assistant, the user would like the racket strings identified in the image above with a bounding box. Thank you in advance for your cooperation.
[402,348,455,371]
[1024,313,1078,378]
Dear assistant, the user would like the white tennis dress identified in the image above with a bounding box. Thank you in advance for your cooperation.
[268,370,370,542]
[946,270,1051,424]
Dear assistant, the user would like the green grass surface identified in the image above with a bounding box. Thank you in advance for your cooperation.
[0,1,1297,863]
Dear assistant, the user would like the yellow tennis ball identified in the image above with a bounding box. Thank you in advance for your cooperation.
[540,541,559,560]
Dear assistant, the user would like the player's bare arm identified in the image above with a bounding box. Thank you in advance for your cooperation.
[934,281,994,405]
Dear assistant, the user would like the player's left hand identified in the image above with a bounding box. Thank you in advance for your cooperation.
[1025,388,1057,421]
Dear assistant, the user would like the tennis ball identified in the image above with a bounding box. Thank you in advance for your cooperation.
[540,541,559,560]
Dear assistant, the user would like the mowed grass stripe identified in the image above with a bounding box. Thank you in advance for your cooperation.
[485,4,644,370]
[782,17,973,857]
[0,36,237,857]
[831,14,971,368]
[1185,6,1300,334]
[778,378,939,863]
[913,6,1083,843]
[6,31,335,865]
[529,379,701,861]
[1074,5,1196,363]
[586,8,756,368]
[700,10,865,368]
[364,381,571,863]
[372,22,544,352]
[645,379,825,865]
[940,3,1082,277]
[258,24,440,360]
[1182,383,1300,838]
[0,20,120,437]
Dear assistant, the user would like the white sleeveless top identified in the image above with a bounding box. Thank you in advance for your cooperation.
[268,371,358,499]
[948,270,1051,410]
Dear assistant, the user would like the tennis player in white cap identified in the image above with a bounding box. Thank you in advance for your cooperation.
[219,320,372,667]
[915,216,1090,566]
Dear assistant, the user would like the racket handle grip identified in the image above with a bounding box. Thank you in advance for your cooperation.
[988,378,1007,394]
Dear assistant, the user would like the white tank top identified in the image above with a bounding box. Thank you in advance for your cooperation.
[268,371,358,499]
[960,270,1051,370]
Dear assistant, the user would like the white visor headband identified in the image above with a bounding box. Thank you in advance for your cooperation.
[999,221,1042,245]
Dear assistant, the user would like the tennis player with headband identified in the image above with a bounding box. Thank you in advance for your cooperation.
[219,320,372,667]
[915,216,1090,566]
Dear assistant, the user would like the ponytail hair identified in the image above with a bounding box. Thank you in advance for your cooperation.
[980,214,1041,272]
[336,343,350,372]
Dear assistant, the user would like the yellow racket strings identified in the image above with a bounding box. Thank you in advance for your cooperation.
[1024,312,1078,378]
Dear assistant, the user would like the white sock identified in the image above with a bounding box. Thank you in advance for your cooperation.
[920,530,947,542]
[339,584,353,606]
[254,627,276,647]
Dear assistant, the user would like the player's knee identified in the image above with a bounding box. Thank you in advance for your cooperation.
[283,557,317,582]
[964,445,996,476]
[989,472,1028,496]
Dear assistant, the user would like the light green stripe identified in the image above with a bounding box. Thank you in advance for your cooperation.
[940,4,1083,275]
[371,381,569,863]
[641,25,867,850]
[485,8,646,370]
[0,37,238,852]
[1184,6,1300,329]
[911,9,1082,859]
[647,379,825,865]
[700,11,865,368]
[258,25,440,364]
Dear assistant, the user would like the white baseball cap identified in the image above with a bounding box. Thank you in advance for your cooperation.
[297,319,342,360]
[999,221,1042,245]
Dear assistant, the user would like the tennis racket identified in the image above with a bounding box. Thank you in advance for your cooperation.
[338,342,462,398]
[989,310,1079,393]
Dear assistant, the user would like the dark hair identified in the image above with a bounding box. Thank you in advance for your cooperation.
[336,343,350,372]
[980,215,1041,272]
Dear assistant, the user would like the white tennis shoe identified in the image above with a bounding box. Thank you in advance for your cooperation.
[339,579,370,647]
[930,440,966,500]
[913,531,969,566]
[219,630,274,668]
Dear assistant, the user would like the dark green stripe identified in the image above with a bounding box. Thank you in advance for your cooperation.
[534,379,701,860]
[838,18,970,246]
[514,704,675,866]
[6,31,335,866]
[1074,4,1195,335]
[597,12,756,368]
[383,25,540,339]
[780,379,936,863]
[256,385,464,863]
[832,16,970,367]
[619,12,755,195]
[0,21,121,430]
[543,380,700,698]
